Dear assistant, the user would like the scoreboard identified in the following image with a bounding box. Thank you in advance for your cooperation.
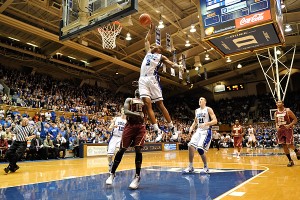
[201,0,271,36]
[199,0,285,56]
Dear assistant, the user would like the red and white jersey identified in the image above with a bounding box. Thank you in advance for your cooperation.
[140,53,162,77]
[276,108,291,127]
[232,125,243,137]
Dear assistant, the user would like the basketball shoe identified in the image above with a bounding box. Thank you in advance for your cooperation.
[129,174,141,190]
[200,167,209,174]
[287,160,294,167]
[4,165,19,173]
[182,167,194,174]
[106,173,115,185]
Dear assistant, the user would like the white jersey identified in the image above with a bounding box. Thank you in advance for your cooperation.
[140,52,162,77]
[112,117,126,137]
[195,106,210,130]
[248,128,254,135]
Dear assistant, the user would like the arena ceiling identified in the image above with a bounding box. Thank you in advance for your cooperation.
[0,0,300,96]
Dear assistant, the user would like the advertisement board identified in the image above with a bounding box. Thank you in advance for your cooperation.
[209,23,280,55]
[164,143,177,151]
[126,143,162,153]
[87,145,107,157]
[200,0,272,36]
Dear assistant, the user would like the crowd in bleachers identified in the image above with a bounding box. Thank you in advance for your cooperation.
[1,64,300,162]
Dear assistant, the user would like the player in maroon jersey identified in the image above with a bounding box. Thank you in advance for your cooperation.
[106,89,147,189]
[232,120,244,159]
[274,100,300,167]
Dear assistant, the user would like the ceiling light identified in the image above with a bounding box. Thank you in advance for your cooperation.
[285,24,292,32]
[158,14,164,29]
[237,63,242,68]
[158,20,164,29]
[56,52,63,55]
[195,66,199,71]
[8,37,20,41]
[276,49,281,55]
[81,60,89,64]
[185,40,191,47]
[281,3,285,9]
[190,25,196,33]
[115,71,119,75]
[67,56,76,59]
[205,54,210,60]
[226,57,232,62]
[26,42,38,47]
[125,32,132,40]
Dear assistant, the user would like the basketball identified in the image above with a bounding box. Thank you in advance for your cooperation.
[139,13,152,26]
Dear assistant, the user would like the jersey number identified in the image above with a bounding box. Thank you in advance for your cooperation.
[198,118,204,124]
[146,55,152,66]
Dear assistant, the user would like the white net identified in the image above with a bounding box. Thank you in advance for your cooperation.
[97,21,122,49]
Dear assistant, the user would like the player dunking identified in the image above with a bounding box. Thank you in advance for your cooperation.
[232,120,244,159]
[274,100,300,167]
[139,23,182,136]
[106,89,146,189]
[183,97,217,174]
[107,108,127,172]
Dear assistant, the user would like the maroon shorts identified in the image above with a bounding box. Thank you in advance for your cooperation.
[121,123,146,148]
[277,127,293,144]
[234,136,243,148]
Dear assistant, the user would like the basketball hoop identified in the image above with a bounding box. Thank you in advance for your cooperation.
[97,21,122,49]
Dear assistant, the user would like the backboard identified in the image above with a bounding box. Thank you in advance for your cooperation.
[270,109,277,120]
[60,0,138,41]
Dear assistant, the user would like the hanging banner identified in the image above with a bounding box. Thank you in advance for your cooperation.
[162,63,166,73]
[173,50,177,64]
[198,67,201,77]
[155,26,161,46]
[179,70,183,80]
[186,70,190,83]
[166,33,171,52]
[181,54,186,70]
[204,67,207,80]
[170,68,175,76]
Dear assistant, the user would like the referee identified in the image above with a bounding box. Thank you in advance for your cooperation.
[4,118,34,173]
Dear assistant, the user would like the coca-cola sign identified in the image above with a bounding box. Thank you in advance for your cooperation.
[235,10,271,29]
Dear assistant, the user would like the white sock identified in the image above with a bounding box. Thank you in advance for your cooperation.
[167,122,174,129]
[153,124,159,131]
[189,162,193,168]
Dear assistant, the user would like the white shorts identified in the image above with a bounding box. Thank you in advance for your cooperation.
[188,129,212,151]
[139,76,163,103]
[107,136,121,155]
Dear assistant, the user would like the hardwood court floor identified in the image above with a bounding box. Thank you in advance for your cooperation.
[0,148,299,199]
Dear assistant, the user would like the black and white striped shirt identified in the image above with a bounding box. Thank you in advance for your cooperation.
[13,125,34,142]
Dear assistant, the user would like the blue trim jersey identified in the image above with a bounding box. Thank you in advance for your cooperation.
[195,106,211,130]
[112,117,127,137]
[140,53,162,77]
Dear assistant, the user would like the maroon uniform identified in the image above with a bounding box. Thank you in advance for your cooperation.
[276,108,293,144]
[121,98,146,148]
[233,125,243,148]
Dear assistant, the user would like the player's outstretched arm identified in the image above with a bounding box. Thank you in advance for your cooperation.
[145,23,154,53]
[161,55,183,70]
